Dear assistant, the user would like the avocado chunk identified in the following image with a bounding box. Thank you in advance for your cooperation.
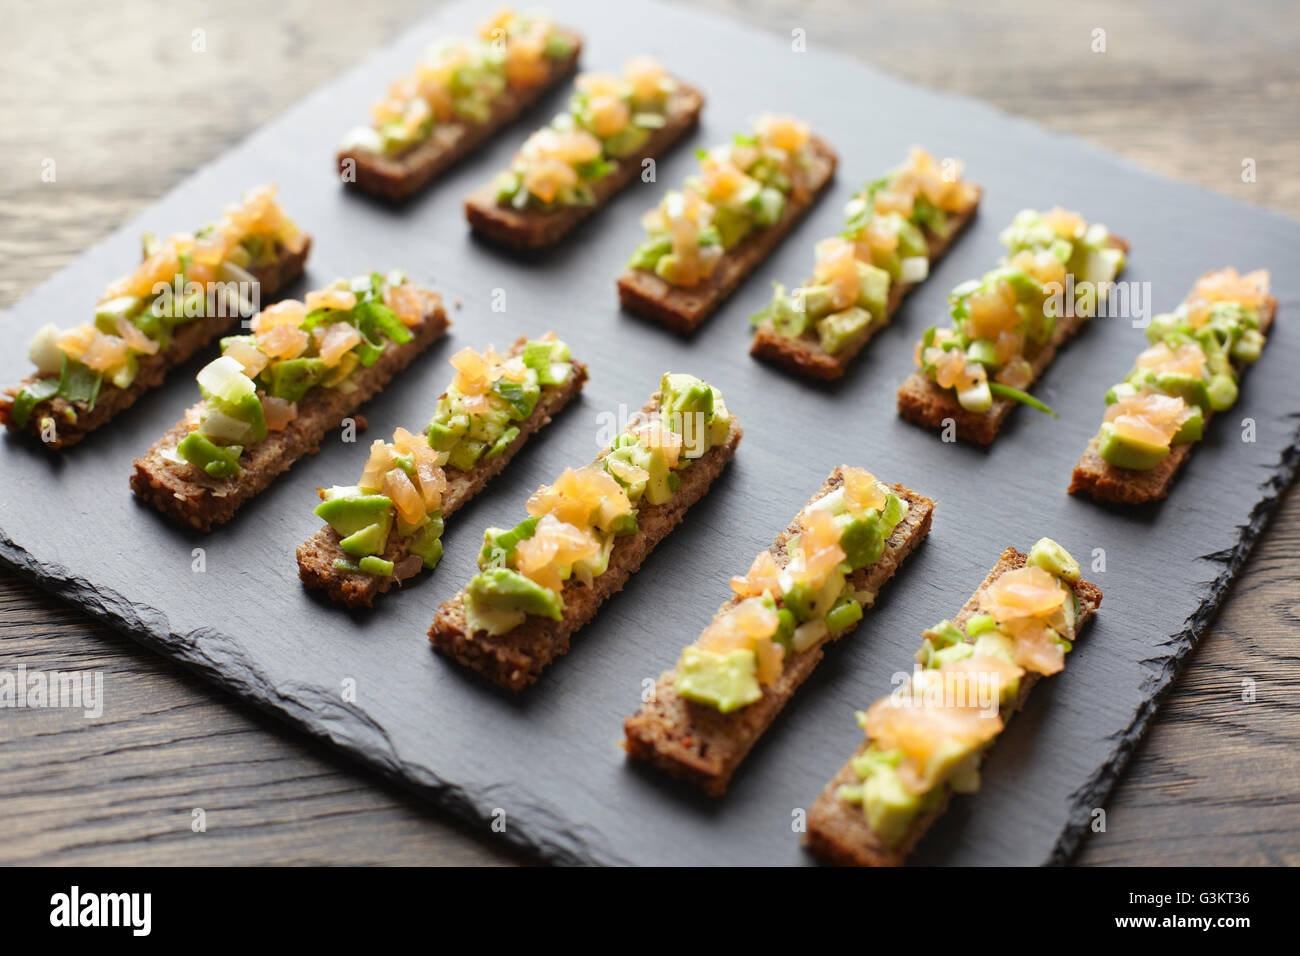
[358,555,395,576]
[315,494,394,540]
[1205,372,1238,412]
[848,751,924,847]
[1026,537,1080,581]
[854,262,891,320]
[674,646,762,714]
[817,307,872,356]
[464,568,563,635]
[1153,371,1209,410]
[268,358,328,403]
[407,517,444,570]
[836,511,885,570]
[339,521,391,558]
[659,372,715,436]
[176,432,243,478]
[956,378,992,413]
[1172,403,1203,444]
[478,516,541,570]
[1097,421,1170,470]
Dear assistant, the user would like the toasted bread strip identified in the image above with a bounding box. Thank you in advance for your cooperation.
[130,289,448,532]
[464,80,704,250]
[617,137,838,334]
[623,471,934,796]
[805,547,1102,866]
[0,240,311,448]
[339,30,583,203]
[749,194,981,379]
[296,338,589,607]
[430,393,743,691]
[1069,295,1277,504]
[897,235,1129,445]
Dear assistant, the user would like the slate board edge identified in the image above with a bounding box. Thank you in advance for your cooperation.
[1050,424,1300,865]
[0,533,623,866]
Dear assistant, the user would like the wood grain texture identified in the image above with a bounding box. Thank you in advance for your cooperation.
[0,0,1296,865]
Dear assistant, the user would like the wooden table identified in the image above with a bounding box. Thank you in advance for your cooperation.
[2,0,1296,865]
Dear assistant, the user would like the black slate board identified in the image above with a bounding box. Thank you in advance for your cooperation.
[2,0,1298,866]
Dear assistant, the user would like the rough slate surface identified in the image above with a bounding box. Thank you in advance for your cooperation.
[1,0,1297,866]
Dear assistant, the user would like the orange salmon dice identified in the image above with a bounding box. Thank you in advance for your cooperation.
[255,323,309,361]
[359,440,397,492]
[698,597,780,654]
[1104,392,1191,448]
[224,339,267,378]
[624,56,667,103]
[842,467,887,513]
[1042,206,1086,240]
[385,466,427,526]
[966,280,1021,340]
[980,566,1067,622]
[1135,341,1206,379]
[384,282,428,327]
[755,113,810,154]
[318,322,362,367]
[250,299,308,333]
[1193,267,1270,308]
[522,157,578,204]
[813,237,862,311]
[730,549,783,599]
[306,288,358,312]
[865,680,1002,793]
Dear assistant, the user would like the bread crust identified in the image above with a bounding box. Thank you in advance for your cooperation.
[429,394,743,691]
[1068,293,1277,503]
[0,239,312,448]
[804,547,1103,866]
[129,287,449,531]
[616,136,839,334]
[463,80,705,250]
[338,31,583,203]
[296,339,589,607]
[623,471,934,796]
[749,190,982,379]
[896,236,1130,445]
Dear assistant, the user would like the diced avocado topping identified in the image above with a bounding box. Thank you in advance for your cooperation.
[1097,271,1269,464]
[359,555,395,576]
[427,336,572,472]
[315,494,394,541]
[18,188,303,423]
[675,646,763,713]
[456,374,730,638]
[838,748,938,848]
[176,432,243,479]
[464,567,565,636]
[630,118,810,286]
[672,468,908,714]
[1098,421,1171,470]
[1026,537,1080,582]
[496,57,674,210]
[178,273,416,477]
[344,12,570,157]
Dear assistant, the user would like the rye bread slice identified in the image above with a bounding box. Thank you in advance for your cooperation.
[1069,294,1277,504]
[623,470,934,796]
[429,393,743,691]
[338,30,583,203]
[130,287,449,532]
[804,546,1102,866]
[616,136,839,334]
[296,337,589,607]
[0,239,312,449]
[463,80,705,250]
[749,192,981,379]
[897,235,1130,445]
